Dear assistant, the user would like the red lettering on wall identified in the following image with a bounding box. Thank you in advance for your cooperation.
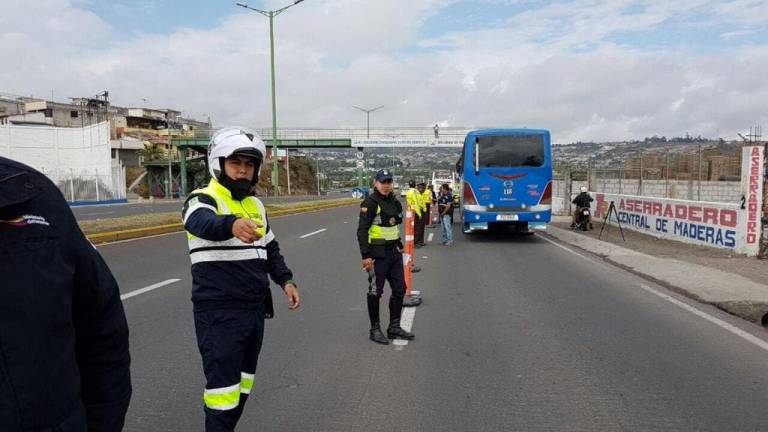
[663,204,674,218]
[675,205,687,219]
[689,206,701,222]
[702,208,718,224]
[652,202,662,216]
[720,210,738,228]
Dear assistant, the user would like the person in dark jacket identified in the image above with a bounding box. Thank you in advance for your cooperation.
[0,156,131,432]
[571,186,594,228]
[357,169,415,344]
[182,127,300,432]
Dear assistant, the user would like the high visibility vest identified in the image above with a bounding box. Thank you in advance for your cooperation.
[421,189,431,209]
[184,178,273,264]
[368,205,400,244]
[406,188,422,217]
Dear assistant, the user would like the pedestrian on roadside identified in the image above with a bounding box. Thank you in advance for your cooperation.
[182,127,301,432]
[434,124,440,139]
[0,156,132,431]
[406,180,425,247]
[423,184,435,228]
[415,182,428,247]
[357,169,415,345]
[438,183,454,245]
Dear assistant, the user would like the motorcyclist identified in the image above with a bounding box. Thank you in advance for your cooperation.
[571,186,594,229]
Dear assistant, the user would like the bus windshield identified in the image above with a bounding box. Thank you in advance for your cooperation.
[478,135,544,168]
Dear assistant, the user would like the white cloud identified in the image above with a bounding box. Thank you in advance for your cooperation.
[1,0,767,143]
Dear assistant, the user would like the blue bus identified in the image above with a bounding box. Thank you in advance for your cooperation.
[457,129,552,234]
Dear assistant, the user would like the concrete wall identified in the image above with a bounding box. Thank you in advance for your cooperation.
[552,178,742,216]
[591,178,742,204]
[0,122,124,202]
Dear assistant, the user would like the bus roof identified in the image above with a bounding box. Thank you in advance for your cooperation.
[466,128,549,137]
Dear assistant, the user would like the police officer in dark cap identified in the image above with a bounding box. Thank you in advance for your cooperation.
[357,169,415,344]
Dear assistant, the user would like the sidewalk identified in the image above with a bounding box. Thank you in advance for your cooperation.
[546,216,768,324]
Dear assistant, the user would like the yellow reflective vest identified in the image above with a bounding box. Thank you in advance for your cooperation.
[184,178,270,264]
[368,205,400,244]
[406,188,422,217]
[421,189,432,210]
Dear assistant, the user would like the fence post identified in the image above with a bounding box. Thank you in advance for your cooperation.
[95,168,100,201]
[619,168,623,194]
[565,170,572,217]
[698,144,702,201]
[69,168,75,202]
[639,154,644,196]
[665,151,670,198]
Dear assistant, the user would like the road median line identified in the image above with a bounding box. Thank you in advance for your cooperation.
[87,199,358,245]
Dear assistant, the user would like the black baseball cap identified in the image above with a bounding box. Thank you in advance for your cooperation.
[374,169,393,182]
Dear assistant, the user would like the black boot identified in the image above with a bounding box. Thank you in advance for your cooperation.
[369,325,389,344]
[387,319,415,340]
[367,294,389,344]
[387,295,415,340]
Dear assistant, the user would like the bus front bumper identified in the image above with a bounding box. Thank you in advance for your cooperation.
[463,207,552,231]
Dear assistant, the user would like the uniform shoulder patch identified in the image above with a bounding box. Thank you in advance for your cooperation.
[188,196,200,206]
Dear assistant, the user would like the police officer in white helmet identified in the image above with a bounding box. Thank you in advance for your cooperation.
[182,126,300,431]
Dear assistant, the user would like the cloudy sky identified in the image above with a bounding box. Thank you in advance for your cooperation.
[2,0,767,142]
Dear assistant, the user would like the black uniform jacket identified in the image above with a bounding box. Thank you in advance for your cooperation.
[356,190,403,259]
[0,156,131,432]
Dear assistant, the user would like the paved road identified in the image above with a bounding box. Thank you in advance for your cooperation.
[98,206,768,431]
[72,192,345,220]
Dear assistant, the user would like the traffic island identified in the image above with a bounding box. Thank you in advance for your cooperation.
[545,220,768,325]
[83,198,359,245]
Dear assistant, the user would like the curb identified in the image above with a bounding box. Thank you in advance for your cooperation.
[543,226,768,325]
[87,200,358,245]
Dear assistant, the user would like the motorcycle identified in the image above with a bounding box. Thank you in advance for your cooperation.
[574,207,593,231]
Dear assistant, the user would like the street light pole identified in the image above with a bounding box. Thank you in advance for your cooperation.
[352,105,384,188]
[237,1,305,197]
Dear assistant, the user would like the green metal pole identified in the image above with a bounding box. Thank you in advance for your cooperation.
[180,147,188,197]
[269,11,280,196]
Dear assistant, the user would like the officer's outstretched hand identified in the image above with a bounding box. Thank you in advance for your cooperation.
[283,283,300,310]
[232,218,263,243]
[362,258,374,271]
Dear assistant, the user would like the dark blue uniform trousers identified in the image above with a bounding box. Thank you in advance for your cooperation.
[373,249,406,298]
[194,309,265,432]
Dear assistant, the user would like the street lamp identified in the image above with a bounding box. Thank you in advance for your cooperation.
[236,0,306,197]
[352,105,384,188]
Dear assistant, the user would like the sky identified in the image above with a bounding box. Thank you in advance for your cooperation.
[2,0,768,143]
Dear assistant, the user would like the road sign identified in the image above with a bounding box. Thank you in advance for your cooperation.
[356,151,364,159]
[356,160,364,168]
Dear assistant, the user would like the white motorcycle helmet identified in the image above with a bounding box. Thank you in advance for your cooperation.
[207,126,267,184]
[580,186,588,193]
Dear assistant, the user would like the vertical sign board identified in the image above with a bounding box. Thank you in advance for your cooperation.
[741,145,765,256]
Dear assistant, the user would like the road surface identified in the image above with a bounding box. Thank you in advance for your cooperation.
[98,205,768,431]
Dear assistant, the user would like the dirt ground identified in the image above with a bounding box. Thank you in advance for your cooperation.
[551,218,768,286]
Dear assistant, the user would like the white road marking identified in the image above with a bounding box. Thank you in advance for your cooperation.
[120,278,181,301]
[392,305,417,347]
[299,228,327,239]
[541,233,768,353]
[427,232,434,243]
[538,235,593,262]
[638,284,768,353]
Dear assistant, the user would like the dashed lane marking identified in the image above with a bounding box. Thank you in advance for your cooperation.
[120,278,181,301]
[299,228,327,239]
[392,305,417,348]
